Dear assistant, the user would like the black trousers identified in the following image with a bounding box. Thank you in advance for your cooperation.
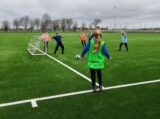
[43,41,48,53]
[90,68,102,87]
[81,41,86,47]
[54,42,64,54]
[119,43,128,51]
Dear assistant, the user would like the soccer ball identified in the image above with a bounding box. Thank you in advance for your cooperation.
[75,54,81,60]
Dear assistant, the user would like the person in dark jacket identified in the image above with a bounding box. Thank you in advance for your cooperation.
[52,32,64,54]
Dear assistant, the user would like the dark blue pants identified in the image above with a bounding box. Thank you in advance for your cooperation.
[119,43,128,51]
[81,41,86,47]
[90,68,102,87]
[54,42,64,54]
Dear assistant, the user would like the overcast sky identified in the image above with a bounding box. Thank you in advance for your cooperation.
[0,0,160,28]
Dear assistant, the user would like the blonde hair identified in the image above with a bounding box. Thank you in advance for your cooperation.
[93,27,102,53]
[121,31,126,35]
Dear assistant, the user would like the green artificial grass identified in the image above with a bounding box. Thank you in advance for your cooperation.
[0,32,160,119]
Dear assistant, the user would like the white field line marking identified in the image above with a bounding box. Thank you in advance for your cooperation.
[28,43,101,87]
[0,79,160,108]
[31,100,38,108]
[27,49,46,56]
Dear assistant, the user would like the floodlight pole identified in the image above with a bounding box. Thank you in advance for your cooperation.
[114,5,117,30]
[113,0,117,30]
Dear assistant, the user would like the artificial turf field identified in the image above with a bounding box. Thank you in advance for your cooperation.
[0,32,160,119]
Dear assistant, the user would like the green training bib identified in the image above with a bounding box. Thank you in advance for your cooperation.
[87,39,105,69]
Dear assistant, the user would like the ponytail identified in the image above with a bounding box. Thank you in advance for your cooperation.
[93,29,102,53]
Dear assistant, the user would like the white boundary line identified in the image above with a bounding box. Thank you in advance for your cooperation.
[28,43,101,87]
[31,100,38,108]
[27,49,46,56]
[0,79,160,108]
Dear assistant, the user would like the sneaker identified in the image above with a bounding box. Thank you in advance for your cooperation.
[99,86,103,91]
[92,86,97,92]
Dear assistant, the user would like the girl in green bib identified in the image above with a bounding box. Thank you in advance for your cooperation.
[82,28,110,91]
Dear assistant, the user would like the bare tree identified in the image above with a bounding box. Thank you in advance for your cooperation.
[34,18,40,32]
[52,20,60,32]
[66,18,73,31]
[2,20,10,32]
[81,22,86,31]
[93,19,102,28]
[61,18,67,32]
[29,20,34,32]
[73,21,78,32]
[13,19,20,32]
[41,13,51,32]
[20,16,30,31]
[89,23,93,30]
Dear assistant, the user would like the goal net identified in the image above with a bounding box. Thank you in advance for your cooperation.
[27,36,46,56]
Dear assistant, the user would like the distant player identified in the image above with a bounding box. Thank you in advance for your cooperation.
[52,32,64,54]
[119,31,128,51]
[80,32,86,47]
[81,27,110,91]
[41,32,50,53]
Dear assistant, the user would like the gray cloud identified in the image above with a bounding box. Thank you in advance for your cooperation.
[0,0,160,28]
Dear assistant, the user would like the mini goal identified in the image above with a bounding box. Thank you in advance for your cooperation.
[27,36,46,56]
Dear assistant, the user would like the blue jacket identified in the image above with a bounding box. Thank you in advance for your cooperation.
[52,35,62,43]
[82,40,110,59]
[121,35,127,43]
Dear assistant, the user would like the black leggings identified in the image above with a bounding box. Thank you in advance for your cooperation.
[54,42,64,54]
[90,68,102,87]
[81,41,86,47]
[119,43,128,51]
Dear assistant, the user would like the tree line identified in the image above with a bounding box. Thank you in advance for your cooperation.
[1,13,102,32]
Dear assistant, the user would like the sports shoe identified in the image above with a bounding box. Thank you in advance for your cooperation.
[99,86,103,91]
[92,86,97,92]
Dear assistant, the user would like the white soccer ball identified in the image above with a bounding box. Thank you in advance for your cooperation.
[75,54,81,60]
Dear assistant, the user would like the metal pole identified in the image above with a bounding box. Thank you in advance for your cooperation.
[114,5,117,29]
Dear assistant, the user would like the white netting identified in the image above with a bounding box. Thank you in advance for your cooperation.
[27,36,45,56]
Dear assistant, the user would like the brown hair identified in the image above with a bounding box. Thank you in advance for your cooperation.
[93,27,102,53]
